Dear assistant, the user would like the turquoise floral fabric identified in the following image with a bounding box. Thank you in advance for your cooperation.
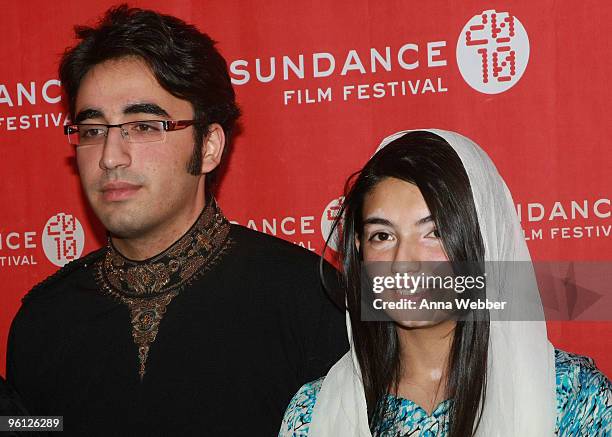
[280,349,611,436]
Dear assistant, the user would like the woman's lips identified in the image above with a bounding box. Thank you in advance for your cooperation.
[101,182,142,201]
[390,288,427,302]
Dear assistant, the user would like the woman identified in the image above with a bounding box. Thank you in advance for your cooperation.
[279,130,611,436]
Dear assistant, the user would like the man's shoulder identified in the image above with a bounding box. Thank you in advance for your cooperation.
[227,224,343,300]
[22,247,106,303]
[10,248,106,342]
[229,223,321,265]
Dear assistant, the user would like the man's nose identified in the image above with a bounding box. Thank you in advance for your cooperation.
[99,127,131,170]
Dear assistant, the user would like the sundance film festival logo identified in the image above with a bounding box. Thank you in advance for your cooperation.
[321,196,344,251]
[42,213,85,267]
[0,79,68,132]
[457,10,529,94]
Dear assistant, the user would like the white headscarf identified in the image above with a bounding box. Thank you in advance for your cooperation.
[307,129,556,436]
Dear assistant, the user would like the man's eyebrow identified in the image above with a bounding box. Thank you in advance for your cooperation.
[74,108,104,123]
[123,103,170,117]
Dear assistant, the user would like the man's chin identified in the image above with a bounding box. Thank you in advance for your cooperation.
[97,211,148,240]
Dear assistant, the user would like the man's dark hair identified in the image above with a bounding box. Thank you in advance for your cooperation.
[59,4,240,183]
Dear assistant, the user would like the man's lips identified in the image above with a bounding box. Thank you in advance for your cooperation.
[101,181,142,201]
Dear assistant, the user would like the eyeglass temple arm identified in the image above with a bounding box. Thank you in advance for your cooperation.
[166,120,202,131]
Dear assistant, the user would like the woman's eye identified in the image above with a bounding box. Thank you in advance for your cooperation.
[370,232,392,242]
[426,229,441,238]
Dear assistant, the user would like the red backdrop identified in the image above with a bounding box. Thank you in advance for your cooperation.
[0,0,610,377]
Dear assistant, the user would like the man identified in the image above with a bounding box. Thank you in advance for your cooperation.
[6,5,347,436]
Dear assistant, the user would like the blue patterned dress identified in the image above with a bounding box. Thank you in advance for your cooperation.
[279,349,611,436]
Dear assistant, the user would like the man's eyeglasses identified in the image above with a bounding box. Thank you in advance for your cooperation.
[63,120,201,147]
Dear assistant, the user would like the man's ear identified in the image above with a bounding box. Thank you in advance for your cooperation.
[200,123,226,174]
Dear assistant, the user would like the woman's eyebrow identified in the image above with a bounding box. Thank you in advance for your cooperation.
[415,215,433,226]
[362,217,392,226]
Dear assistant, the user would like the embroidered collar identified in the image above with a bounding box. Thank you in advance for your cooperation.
[95,197,233,380]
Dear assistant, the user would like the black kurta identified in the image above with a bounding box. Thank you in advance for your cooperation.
[6,203,348,436]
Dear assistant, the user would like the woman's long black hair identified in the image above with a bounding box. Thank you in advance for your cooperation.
[322,131,489,436]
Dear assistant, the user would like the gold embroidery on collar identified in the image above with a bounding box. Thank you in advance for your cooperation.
[94,198,233,380]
